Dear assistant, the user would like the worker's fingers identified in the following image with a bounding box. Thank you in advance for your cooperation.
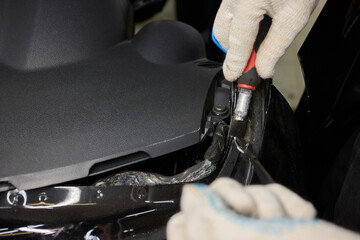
[223,2,265,81]
[210,178,256,216]
[256,2,315,78]
[180,184,227,212]
[209,179,316,219]
[213,0,234,52]
[245,185,286,219]
[166,212,189,240]
[267,183,317,219]
[178,183,232,239]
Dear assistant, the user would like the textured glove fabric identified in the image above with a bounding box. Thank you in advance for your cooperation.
[213,0,318,81]
[167,178,360,240]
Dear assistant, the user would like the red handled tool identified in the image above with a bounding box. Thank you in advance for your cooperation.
[232,48,259,122]
[211,16,271,136]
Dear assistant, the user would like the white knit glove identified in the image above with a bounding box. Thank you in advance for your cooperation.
[167,178,360,240]
[213,0,318,81]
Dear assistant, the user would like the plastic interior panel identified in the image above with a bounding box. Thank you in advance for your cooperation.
[0,0,131,70]
[0,40,220,190]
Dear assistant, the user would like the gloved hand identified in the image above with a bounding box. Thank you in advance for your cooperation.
[167,178,360,240]
[213,0,318,81]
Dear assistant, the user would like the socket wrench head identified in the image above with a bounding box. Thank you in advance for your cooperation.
[233,88,252,121]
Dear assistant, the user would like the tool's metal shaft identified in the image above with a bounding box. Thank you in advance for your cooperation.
[233,88,252,121]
